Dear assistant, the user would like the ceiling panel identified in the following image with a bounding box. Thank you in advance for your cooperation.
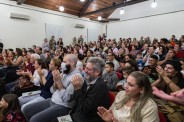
[16,0,147,22]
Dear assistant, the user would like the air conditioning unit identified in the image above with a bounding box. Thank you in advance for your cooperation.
[74,23,85,28]
[10,13,30,20]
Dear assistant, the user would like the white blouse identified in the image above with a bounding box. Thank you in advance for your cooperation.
[111,91,159,122]
[32,69,48,86]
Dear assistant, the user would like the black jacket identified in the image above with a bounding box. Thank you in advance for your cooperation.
[71,77,110,122]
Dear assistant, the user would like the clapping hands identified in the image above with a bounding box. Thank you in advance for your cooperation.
[71,75,84,90]
[37,68,44,77]
[97,106,118,122]
[16,69,32,77]
[156,65,165,76]
[52,70,63,90]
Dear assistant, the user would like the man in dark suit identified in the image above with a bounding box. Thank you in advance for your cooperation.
[71,57,110,122]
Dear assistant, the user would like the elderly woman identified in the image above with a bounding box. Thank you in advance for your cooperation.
[5,54,41,93]
[152,60,184,94]
[98,71,159,122]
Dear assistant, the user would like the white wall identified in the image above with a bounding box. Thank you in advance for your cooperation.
[0,0,103,49]
[1,0,184,49]
[107,0,184,40]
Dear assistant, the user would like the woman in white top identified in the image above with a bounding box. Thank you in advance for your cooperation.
[25,59,48,87]
[98,71,159,122]
[15,59,48,97]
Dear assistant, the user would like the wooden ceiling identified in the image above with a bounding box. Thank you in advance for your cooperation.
[17,0,148,22]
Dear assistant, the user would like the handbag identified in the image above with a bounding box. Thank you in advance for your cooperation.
[18,76,34,89]
[155,99,184,122]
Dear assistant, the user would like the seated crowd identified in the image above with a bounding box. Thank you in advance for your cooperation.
[0,34,184,122]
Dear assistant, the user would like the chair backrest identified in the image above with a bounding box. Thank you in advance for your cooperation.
[109,91,115,106]
[158,111,166,122]
[116,72,122,80]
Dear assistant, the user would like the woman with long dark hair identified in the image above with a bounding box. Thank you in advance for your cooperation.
[0,94,26,122]
[9,48,23,67]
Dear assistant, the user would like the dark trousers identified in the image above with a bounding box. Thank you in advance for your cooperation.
[22,98,71,122]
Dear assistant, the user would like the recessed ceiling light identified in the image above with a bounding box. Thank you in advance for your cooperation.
[151,0,157,8]
[59,6,64,11]
[120,9,125,15]
[98,16,102,21]
[80,0,85,2]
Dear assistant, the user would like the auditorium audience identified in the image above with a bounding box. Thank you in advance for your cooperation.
[13,59,48,97]
[22,54,82,122]
[5,54,40,93]
[19,58,61,110]
[1,34,184,122]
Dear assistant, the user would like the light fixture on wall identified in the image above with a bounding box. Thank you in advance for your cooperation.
[151,0,157,8]
[59,6,64,11]
[80,0,85,2]
[120,8,125,15]
[98,16,102,21]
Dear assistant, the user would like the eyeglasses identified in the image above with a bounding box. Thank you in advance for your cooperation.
[85,67,94,71]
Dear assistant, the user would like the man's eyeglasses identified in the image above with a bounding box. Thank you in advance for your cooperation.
[85,67,94,71]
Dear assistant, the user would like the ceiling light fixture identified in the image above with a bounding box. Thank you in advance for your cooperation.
[151,0,157,8]
[98,16,102,21]
[120,9,125,15]
[59,6,64,11]
[80,0,85,2]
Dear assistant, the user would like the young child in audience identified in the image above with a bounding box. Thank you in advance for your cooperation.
[142,65,155,83]
[116,66,135,90]
[102,62,119,91]
[136,52,144,70]
[0,94,26,122]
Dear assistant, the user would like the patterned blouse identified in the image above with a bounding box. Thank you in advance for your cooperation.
[3,110,26,122]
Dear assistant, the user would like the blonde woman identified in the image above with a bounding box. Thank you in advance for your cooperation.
[98,71,159,122]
